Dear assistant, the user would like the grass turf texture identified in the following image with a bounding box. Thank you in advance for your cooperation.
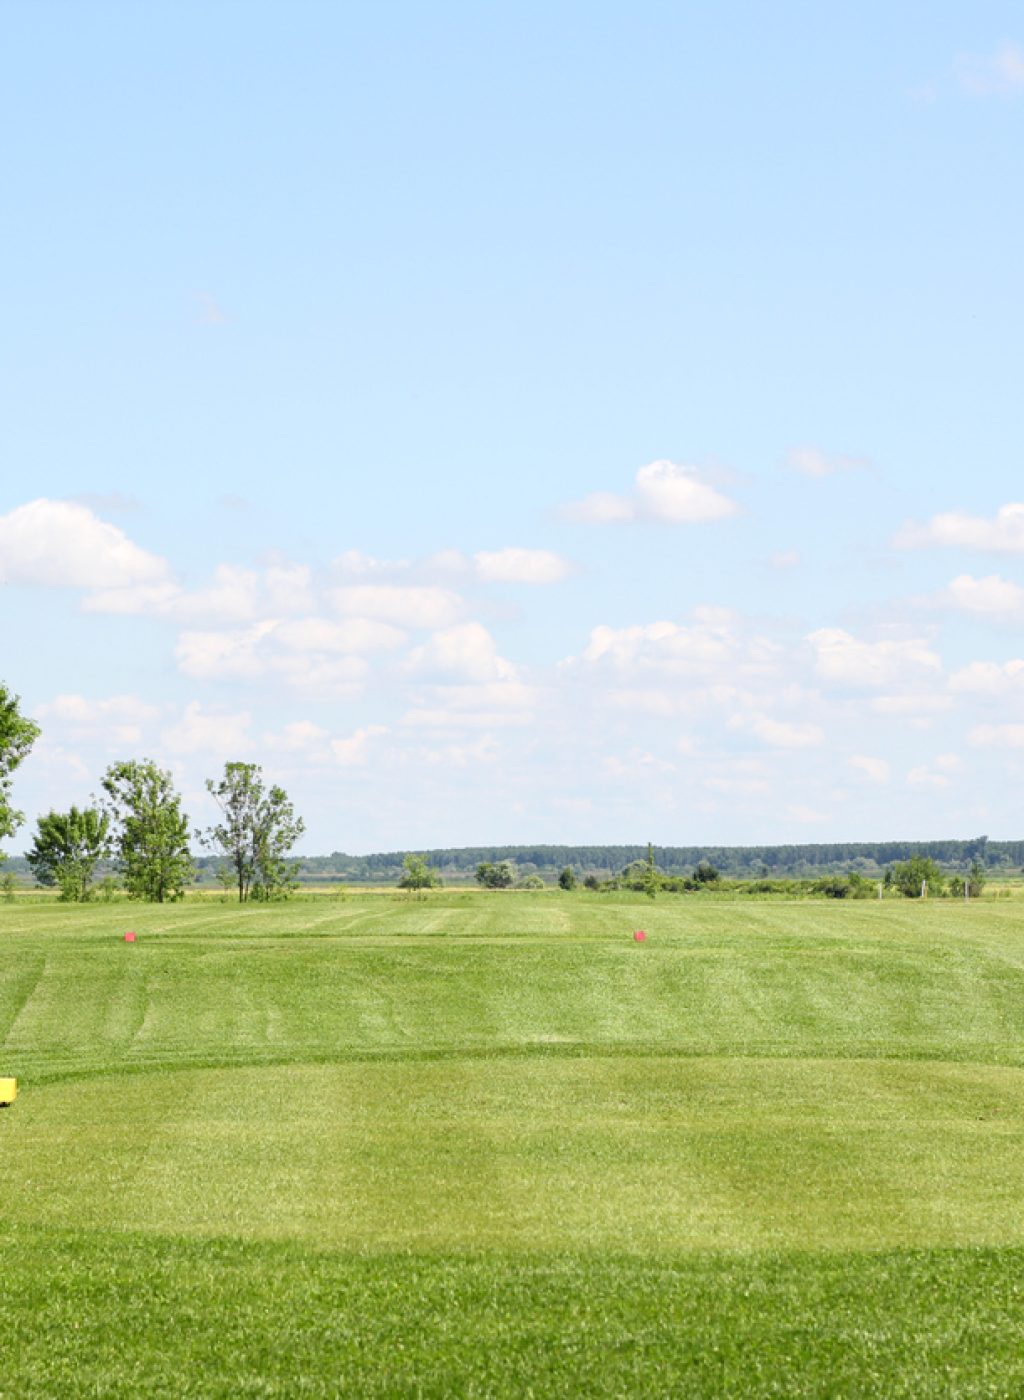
[3,894,1024,1395]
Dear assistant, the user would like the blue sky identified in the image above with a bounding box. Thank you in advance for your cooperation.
[3,2,1024,852]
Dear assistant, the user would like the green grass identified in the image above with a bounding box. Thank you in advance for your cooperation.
[3,893,1024,1394]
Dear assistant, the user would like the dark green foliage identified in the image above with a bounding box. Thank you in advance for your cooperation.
[101,760,194,903]
[294,836,1002,883]
[0,682,39,844]
[26,806,110,901]
[476,860,516,888]
[398,853,442,889]
[692,860,721,885]
[890,855,945,899]
[558,866,576,890]
[204,762,305,902]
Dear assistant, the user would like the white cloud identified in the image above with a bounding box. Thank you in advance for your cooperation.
[957,41,1024,96]
[0,498,169,588]
[934,574,1024,620]
[895,503,1024,552]
[406,623,517,682]
[784,447,869,478]
[264,563,316,613]
[175,622,279,680]
[949,659,1024,695]
[263,720,328,752]
[333,550,412,577]
[273,617,406,653]
[869,694,952,716]
[733,714,825,749]
[564,460,738,525]
[907,765,950,790]
[330,584,462,628]
[807,628,942,688]
[34,693,160,746]
[331,725,389,766]
[473,548,573,584]
[848,755,890,783]
[161,702,251,755]
[84,562,320,623]
[174,622,371,695]
[401,680,537,729]
[786,803,828,824]
[580,613,737,674]
[969,724,1024,749]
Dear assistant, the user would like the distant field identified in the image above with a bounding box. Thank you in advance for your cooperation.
[3,893,1024,1396]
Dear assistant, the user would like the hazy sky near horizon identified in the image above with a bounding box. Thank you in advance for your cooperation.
[3,2,1024,853]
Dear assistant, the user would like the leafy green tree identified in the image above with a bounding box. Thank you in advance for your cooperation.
[518,873,545,889]
[101,760,194,902]
[26,806,110,901]
[692,860,721,885]
[476,860,516,889]
[558,865,576,891]
[890,855,945,899]
[398,853,442,889]
[204,761,305,902]
[968,859,986,896]
[0,683,40,848]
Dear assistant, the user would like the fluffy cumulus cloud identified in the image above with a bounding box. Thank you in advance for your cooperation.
[331,725,389,766]
[732,713,825,749]
[174,621,374,696]
[0,498,169,588]
[949,659,1024,695]
[473,548,572,584]
[564,461,738,525]
[895,503,1024,553]
[933,574,1024,620]
[579,609,759,676]
[406,623,517,682]
[329,584,462,628]
[161,702,252,755]
[34,693,161,746]
[848,755,890,783]
[401,680,538,729]
[807,629,942,689]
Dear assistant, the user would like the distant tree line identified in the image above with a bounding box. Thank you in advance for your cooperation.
[294,837,1008,885]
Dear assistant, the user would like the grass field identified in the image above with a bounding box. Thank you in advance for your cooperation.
[3,892,1024,1395]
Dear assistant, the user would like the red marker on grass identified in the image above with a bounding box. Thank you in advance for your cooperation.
[124,931,137,943]
[633,929,647,943]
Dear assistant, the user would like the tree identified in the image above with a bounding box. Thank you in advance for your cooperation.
[968,859,986,897]
[558,865,576,891]
[890,855,944,899]
[476,860,516,889]
[518,873,545,889]
[27,806,110,901]
[398,853,442,890]
[101,760,194,902]
[0,683,40,847]
[203,762,305,902]
[693,860,721,886]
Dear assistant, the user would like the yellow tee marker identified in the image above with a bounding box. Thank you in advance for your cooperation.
[0,1078,16,1106]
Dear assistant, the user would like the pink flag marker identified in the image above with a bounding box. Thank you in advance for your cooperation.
[633,929,647,942]
[124,931,137,943]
